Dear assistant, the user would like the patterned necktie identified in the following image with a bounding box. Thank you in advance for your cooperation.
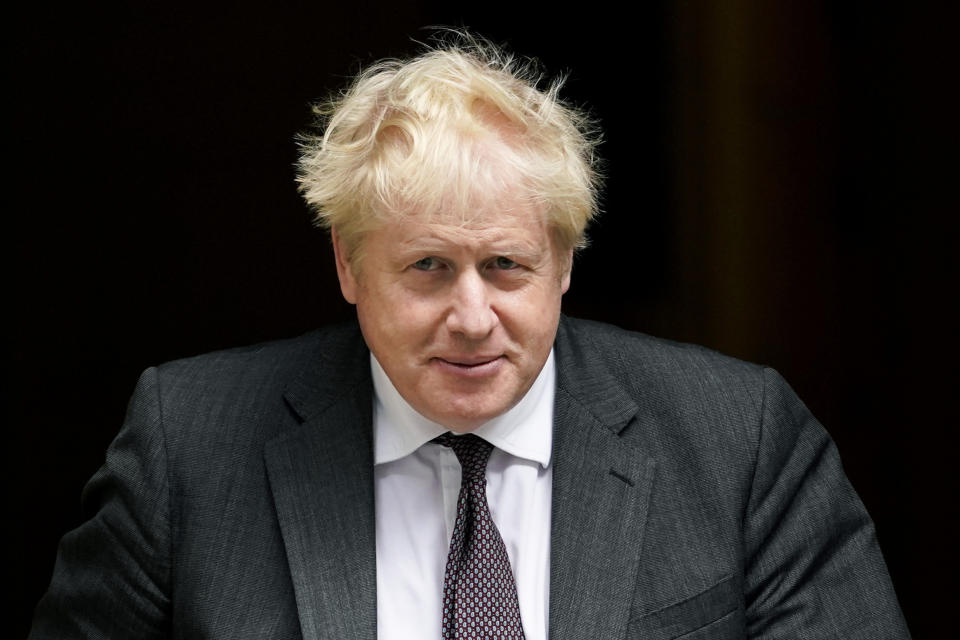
[435,433,526,640]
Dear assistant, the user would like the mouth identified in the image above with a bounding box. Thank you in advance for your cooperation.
[431,355,505,377]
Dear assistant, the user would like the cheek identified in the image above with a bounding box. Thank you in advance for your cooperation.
[359,291,439,344]
[357,279,403,321]
[500,287,562,337]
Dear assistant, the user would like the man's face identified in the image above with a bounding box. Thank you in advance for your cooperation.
[333,200,571,432]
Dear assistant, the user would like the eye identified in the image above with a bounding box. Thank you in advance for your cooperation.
[411,257,441,271]
[493,256,518,270]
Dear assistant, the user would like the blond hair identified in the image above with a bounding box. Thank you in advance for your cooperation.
[297,32,602,260]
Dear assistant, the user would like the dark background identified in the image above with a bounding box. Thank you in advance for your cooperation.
[11,2,956,637]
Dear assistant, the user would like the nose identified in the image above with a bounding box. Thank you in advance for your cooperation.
[445,268,498,339]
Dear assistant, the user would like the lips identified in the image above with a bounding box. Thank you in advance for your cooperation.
[438,355,503,367]
[431,355,506,377]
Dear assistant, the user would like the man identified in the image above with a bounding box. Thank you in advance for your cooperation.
[32,35,910,639]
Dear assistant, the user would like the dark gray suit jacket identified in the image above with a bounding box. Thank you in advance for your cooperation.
[31,317,910,639]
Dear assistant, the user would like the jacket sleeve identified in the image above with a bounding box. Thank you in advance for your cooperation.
[30,367,172,639]
[743,367,911,638]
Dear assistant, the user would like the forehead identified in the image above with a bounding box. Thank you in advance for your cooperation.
[379,203,553,252]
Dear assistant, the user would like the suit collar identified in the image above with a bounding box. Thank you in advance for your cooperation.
[282,322,370,423]
[554,316,640,434]
[549,316,657,639]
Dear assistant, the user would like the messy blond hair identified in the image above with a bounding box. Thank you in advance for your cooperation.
[297,32,602,260]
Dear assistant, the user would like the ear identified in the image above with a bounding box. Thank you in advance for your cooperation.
[559,249,573,294]
[331,228,359,304]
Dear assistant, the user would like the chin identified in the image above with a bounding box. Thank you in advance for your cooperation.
[431,408,490,431]
[430,397,509,431]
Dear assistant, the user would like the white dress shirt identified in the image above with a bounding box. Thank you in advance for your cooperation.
[372,350,555,640]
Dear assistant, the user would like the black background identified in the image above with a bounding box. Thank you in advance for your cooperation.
[11,2,956,637]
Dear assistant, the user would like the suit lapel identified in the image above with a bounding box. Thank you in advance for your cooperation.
[264,327,377,640]
[549,318,657,639]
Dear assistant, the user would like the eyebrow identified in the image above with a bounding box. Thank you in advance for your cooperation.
[400,224,545,248]
[397,239,546,260]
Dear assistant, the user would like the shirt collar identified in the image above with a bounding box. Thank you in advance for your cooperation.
[372,350,555,468]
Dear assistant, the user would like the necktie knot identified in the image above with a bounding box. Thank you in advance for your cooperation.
[434,433,494,482]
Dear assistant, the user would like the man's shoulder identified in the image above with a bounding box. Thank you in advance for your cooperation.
[127,321,367,450]
[142,322,366,419]
[559,315,765,387]
[154,321,363,384]
[557,316,771,449]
